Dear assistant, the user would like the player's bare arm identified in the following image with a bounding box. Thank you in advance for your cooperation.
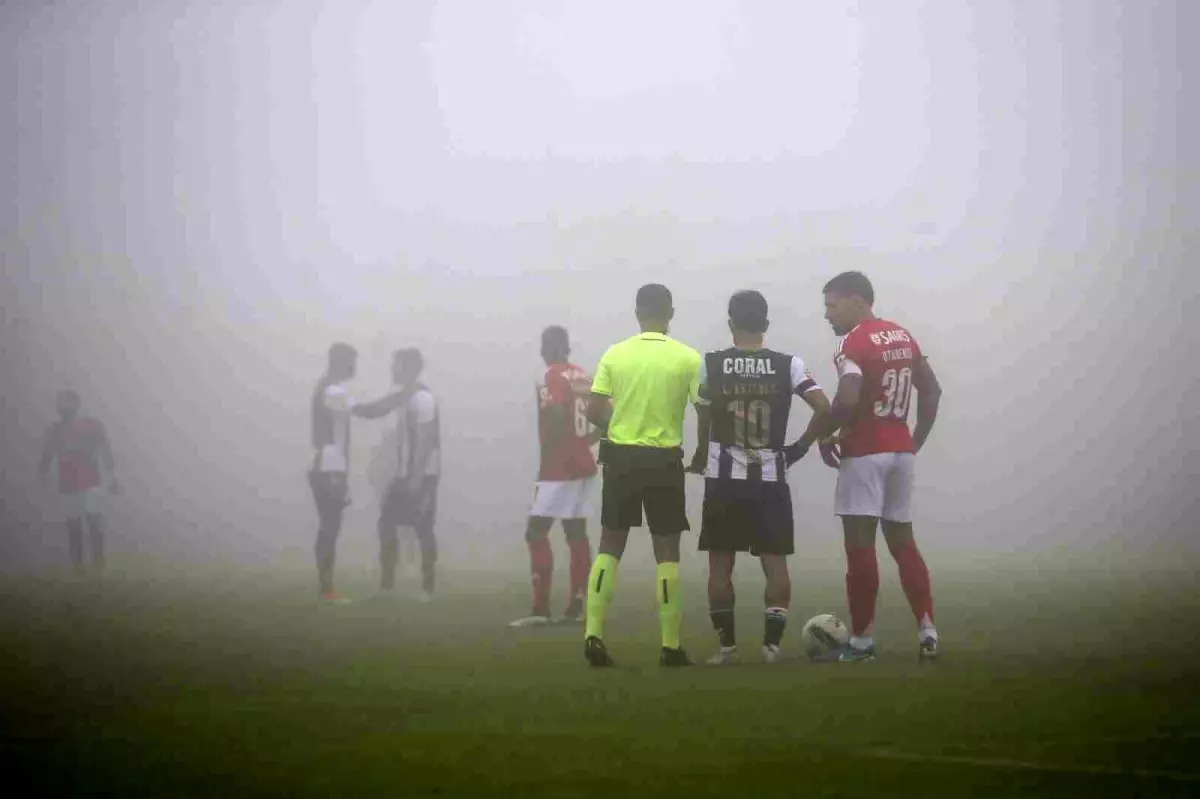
[910,356,942,453]
[831,372,862,427]
[807,374,862,468]
[785,388,832,464]
[353,392,405,420]
[687,403,711,473]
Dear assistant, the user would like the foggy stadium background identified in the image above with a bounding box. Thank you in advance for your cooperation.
[0,0,1192,576]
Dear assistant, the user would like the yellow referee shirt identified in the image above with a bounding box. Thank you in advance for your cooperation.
[591,333,702,449]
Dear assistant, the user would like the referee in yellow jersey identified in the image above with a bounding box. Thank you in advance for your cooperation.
[584,284,704,667]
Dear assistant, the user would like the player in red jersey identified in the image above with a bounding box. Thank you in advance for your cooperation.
[510,326,600,627]
[38,390,121,576]
[816,272,943,661]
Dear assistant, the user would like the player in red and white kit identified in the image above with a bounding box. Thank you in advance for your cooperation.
[38,390,121,576]
[816,272,943,661]
[510,326,600,627]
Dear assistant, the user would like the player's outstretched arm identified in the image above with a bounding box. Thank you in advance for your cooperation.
[911,357,942,453]
[353,392,404,420]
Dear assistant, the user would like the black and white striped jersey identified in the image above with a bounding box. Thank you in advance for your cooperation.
[698,348,821,482]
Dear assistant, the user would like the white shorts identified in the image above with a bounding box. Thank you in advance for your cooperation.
[834,453,915,523]
[59,488,104,521]
[530,478,594,520]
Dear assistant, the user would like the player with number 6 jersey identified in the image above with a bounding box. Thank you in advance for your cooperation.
[510,326,599,628]
[818,271,943,663]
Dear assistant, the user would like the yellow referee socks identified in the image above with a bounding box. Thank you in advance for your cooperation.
[585,554,619,640]
[656,562,682,650]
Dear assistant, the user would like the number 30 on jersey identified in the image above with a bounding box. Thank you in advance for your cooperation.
[874,367,912,418]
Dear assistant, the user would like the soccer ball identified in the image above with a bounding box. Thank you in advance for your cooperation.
[800,613,849,659]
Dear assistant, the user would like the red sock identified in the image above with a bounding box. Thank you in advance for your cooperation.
[889,537,934,628]
[844,544,880,637]
[567,537,591,604]
[527,538,553,614]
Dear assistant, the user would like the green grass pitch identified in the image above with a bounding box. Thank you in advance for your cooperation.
[2,558,1197,797]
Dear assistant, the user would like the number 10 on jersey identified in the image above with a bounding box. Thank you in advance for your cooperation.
[728,399,770,449]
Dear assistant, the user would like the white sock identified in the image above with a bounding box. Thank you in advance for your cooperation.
[918,625,938,643]
[849,635,874,650]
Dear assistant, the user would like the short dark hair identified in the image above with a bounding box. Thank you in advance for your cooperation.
[328,342,357,364]
[728,290,769,334]
[823,271,874,305]
[58,389,81,406]
[541,325,569,352]
[635,283,673,318]
[394,347,424,375]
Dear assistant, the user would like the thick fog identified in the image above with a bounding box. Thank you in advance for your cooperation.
[1,0,1193,573]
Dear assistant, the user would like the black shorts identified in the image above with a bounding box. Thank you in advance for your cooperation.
[698,478,794,556]
[308,471,349,527]
[380,475,439,529]
[599,444,690,536]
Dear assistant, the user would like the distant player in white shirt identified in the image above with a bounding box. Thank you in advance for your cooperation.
[370,349,441,602]
[309,343,359,603]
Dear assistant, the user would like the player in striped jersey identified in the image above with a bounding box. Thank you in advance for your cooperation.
[688,290,831,664]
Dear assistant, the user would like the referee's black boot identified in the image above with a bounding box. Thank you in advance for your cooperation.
[585,636,615,667]
[660,647,693,667]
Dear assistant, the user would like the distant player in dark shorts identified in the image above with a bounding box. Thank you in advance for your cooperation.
[583,284,704,667]
[374,349,441,603]
[687,290,831,664]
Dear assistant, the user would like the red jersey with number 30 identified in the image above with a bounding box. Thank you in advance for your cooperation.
[834,319,924,458]
[537,362,598,481]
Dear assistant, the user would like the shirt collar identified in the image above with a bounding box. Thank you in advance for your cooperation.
[639,332,668,341]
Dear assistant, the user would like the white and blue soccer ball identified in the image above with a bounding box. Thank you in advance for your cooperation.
[800,613,849,659]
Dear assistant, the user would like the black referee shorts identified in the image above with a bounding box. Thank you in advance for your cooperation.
[699,478,794,556]
[599,443,690,536]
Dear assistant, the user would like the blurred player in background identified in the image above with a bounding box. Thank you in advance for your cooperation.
[374,348,441,603]
[817,271,943,661]
[367,428,418,584]
[688,291,831,665]
[509,326,599,628]
[309,343,359,604]
[583,284,703,667]
[39,389,120,577]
